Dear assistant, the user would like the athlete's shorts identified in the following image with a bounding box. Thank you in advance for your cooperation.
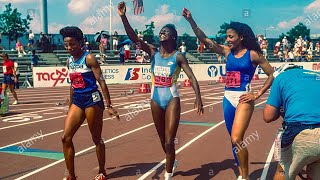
[223,90,248,166]
[72,90,105,110]
[151,85,179,110]
[2,74,14,85]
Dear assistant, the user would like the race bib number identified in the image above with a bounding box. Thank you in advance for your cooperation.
[226,71,241,88]
[2,66,7,73]
[69,72,85,89]
[92,91,101,103]
[154,76,172,87]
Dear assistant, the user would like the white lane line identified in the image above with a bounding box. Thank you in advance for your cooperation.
[0,92,225,150]
[15,101,221,179]
[138,100,267,180]
[1,89,225,130]
[138,121,225,180]
[260,142,275,180]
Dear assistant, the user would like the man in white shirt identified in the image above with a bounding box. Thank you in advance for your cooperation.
[27,30,35,52]
[179,42,187,56]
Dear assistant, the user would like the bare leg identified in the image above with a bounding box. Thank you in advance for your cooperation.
[164,97,180,173]
[8,84,18,101]
[85,104,106,176]
[61,105,85,178]
[231,101,254,180]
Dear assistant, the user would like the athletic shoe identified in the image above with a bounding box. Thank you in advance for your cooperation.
[164,172,172,180]
[12,100,19,105]
[94,173,106,180]
[172,160,178,175]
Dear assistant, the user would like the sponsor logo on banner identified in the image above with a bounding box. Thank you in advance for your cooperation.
[125,68,140,80]
[35,68,69,86]
[101,68,119,79]
[312,63,320,71]
[207,66,218,77]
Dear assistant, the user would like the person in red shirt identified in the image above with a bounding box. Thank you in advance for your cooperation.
[2,53,19,105]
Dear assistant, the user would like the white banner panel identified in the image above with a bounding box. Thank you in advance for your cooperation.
[33,62,320,88]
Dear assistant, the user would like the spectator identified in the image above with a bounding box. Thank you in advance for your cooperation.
[99,34,108,55]
[263,64,320,180]
[261,37,268,58]
[119,46,125,65]
[275,41,281,54]
[124,43,131,61]
[282,36,288,49]
[13,60,19,89]
[138,31,144,40]
[82,42,92,53]
[16,39,26,56]
[315,41,319,56]
[27,30,35,52]
[196,38,200,53]
[113,31,119,50]
[179,42,187,56]
[0,32,2,44]
[288,50,294,62]
[30,50,39,69]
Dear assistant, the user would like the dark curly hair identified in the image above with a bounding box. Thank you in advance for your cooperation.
[162,24,178,49]
[228,22,263,55]
[59,26,83,42]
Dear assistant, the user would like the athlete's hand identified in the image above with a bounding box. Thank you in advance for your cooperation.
[107,107,120,121]
[182,8,192,21]
[14,77,18,83]
[194,98,204,115]
[239,92,257,103]
[118,2,126,16]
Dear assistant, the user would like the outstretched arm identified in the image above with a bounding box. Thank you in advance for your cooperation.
[182,8,229,56]
[118,2,155,56]
[86,54,120,120]
[177,54,203,115]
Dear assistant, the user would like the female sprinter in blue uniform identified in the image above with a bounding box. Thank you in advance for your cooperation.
[183,8,274,180]
[60,27,120,180]
[118,2,204,180]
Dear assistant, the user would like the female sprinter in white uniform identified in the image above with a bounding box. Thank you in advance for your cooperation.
[118,2,204,179]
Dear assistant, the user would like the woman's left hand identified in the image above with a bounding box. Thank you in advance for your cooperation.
[194,98,204,115]
[107,107,120,121]
[239,92,257,103]
[14,77,18,83]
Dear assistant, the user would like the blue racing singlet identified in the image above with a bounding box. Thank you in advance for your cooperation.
[150,51,180,109]
[225,50,256,91]
[68,52,98,93]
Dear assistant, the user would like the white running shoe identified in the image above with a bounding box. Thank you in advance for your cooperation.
[12,100,19,105]
[164,172,172,180]
[164,160,178,179]
[172,160,178,175]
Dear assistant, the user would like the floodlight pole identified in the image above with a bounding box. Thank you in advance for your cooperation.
[109,0,113,50]
[40,0,48,34]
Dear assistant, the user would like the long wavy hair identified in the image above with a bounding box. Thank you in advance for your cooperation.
[228,22,263,55]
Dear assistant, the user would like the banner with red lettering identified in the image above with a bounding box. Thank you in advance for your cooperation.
[33,62,320,88]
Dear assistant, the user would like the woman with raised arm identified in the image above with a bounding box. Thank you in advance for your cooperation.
[118,2,204,180]
[183,8,274,180]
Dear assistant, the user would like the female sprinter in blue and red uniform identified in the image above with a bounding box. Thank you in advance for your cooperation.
[60,27,120,180]
[118,2,204,180]
[183,8,274,180]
